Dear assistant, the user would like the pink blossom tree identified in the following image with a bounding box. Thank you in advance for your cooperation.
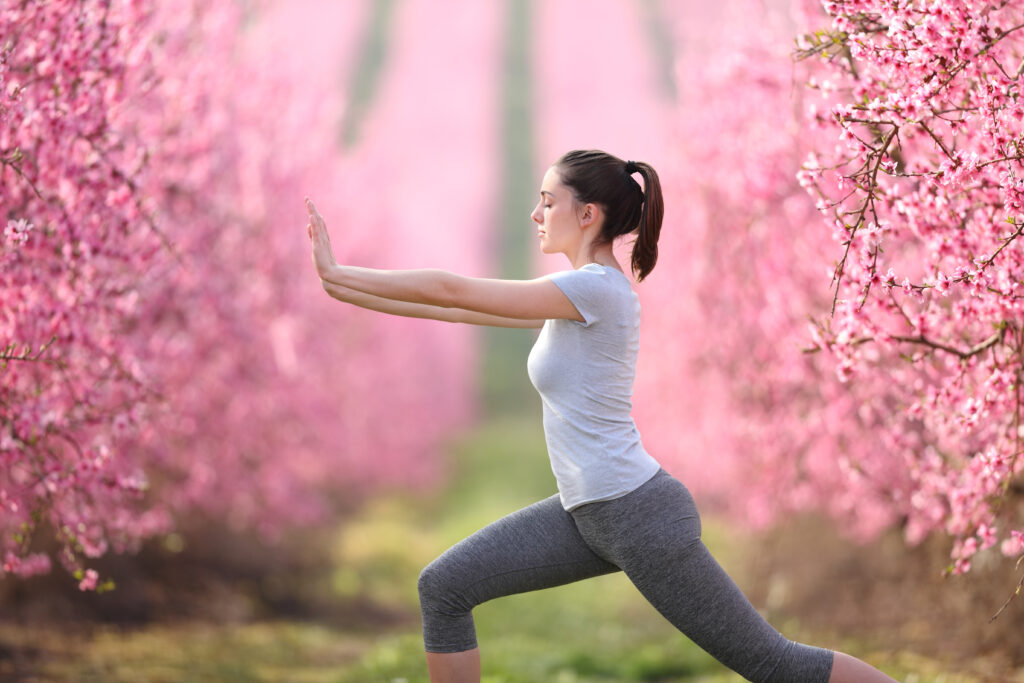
[794,0,1024,572]
[639,0,1024,576]
[1,0,492,589]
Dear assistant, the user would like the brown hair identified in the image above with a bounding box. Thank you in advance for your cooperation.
[554,150,664,281]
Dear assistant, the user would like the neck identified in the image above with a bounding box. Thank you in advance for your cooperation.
[566,242,619,271]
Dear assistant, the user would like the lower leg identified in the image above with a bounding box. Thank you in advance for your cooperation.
[828,651,898,682]
[425,648,481,683]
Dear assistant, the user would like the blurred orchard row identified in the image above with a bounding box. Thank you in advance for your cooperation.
[636,0,1024,577]
[2,0,1023,592]
[0,0,490,588]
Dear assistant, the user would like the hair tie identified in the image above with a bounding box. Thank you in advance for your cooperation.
[625,160,639,174]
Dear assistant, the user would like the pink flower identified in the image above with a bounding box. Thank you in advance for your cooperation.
[978,523,997,550]
[78,569,98,591]
[3,551,19,575]
[3,219,33,246]
[1002,530,1024,557]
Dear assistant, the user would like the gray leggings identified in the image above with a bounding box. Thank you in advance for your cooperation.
[418,469,834,682]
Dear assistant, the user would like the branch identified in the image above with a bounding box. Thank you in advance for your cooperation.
[830,126,899,315]
[890,329,1005,360]
[919,121,955,160]
[803,327,1006,359]
[83,137,183,265]
[864,221,1024,299]
[939,21,1024,89]
[1,153,46,202]
[1,337,60,365]
[979,222,1024,270]
[979,153,1024,170]
[989,555,1024,623]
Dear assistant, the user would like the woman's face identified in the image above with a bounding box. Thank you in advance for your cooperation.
[531,166,581,256]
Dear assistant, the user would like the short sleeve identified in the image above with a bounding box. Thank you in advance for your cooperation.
[547,264,608,327]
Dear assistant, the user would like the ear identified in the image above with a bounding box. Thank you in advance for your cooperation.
[577,202,602,230]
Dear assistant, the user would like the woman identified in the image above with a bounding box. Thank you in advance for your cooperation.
[305,150,898,682]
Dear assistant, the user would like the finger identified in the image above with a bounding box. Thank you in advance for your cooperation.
[308,209,323,232]
[306,198,322,220]
[313,214,328,235]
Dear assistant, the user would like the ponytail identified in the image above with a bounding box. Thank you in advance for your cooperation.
[630,162,663,282]
[554,150,665,282]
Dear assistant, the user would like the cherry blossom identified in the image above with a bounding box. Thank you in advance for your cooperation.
[1,0,492,587]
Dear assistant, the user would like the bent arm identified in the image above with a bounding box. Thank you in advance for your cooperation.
[320,280,544,328]
[319,264,583,322]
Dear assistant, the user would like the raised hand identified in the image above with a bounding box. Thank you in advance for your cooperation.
[305,197,337,279]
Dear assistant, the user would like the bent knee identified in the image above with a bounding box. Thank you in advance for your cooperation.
[418,558,473,615]
[418,559,480,653]
[417,560,445,602]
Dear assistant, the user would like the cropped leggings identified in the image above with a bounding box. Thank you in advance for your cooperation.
[418,469,834,682]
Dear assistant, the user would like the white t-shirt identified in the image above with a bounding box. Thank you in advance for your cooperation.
[527,263,661,510]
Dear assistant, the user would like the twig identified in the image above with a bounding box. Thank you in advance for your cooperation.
[1,337,59,365]
[919,121,955,160]
[989,555,1024,622]
[830,126,898,315]
[1,154,46,202]
[84,138,183,265]
[979,223,1024,270]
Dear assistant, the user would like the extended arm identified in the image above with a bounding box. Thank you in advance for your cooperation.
[306,198,583,323]
[319,280,544,328]
[318,265,582,321]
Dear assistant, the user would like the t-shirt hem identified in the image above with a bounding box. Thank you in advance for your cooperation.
[559,460,662,511]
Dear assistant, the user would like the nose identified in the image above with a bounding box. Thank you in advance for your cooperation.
[531,204,543,225]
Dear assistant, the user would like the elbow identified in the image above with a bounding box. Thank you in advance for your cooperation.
[434,271,460,309]
[320,279,342,300]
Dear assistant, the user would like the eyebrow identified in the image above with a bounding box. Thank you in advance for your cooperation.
[540,190,555,198]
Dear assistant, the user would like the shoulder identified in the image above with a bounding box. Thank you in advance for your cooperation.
[547,264,633,327]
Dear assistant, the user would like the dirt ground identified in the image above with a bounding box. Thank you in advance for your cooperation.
[739,515,1024,680]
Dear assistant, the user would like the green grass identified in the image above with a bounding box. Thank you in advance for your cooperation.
[0,620,372,683]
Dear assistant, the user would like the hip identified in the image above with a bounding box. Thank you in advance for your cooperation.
[568,468,703,560]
